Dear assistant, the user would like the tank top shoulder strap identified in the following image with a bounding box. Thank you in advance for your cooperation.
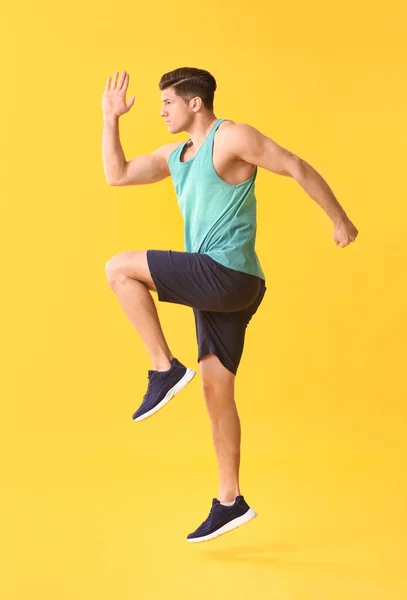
[168,142,183,171]
[207,118,227,140]
[200,118,228,158]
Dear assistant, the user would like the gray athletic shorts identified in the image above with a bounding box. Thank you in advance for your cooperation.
[146,249,267,375]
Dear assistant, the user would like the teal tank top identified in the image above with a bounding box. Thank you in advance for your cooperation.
[167,118,265,280]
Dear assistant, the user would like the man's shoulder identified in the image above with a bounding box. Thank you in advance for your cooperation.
[153,141,183,167]
[156,141,184,156]
[216,121,262,165]
[218,120,256,142]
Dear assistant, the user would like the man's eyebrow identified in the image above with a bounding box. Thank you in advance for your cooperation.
[161,98,170,102]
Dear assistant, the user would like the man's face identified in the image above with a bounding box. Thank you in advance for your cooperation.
[160,87,193,134]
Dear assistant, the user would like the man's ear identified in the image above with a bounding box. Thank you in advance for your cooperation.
[191,96,202,112]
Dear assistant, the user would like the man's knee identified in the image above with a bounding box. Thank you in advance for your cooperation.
[105,253,127,288]
[105,267,128,290]
[200,354,235,398]
[104,251,157,292]
[202,378,234,397]
[105,252,124,276]
[201,378,236,422]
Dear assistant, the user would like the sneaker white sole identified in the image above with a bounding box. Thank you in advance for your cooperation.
[133,368,196,422]
[186,508,258,543]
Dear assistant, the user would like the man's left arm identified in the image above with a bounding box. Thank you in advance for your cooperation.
[229,123,359,248]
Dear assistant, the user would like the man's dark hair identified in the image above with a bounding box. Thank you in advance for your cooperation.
[159,67,217,112]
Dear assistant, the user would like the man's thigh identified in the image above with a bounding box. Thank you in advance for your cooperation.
[105,250,157,292]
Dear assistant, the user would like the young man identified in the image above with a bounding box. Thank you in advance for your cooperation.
[101,67,359,543]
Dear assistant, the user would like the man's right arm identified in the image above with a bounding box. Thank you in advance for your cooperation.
[102,114,178,186]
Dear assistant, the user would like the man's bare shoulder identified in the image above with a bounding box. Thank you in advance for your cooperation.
[216,120,260,154]
[219,121,302,176]
[153,141,183,161]
[218,120,256,142]
[149,141,183,174]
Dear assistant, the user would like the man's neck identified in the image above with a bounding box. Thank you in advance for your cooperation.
[187,115,218,149]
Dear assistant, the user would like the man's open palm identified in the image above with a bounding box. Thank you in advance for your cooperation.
[102,70,135,118]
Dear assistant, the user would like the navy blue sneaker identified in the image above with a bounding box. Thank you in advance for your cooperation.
[132,357,196,422]
[186,495,257,543]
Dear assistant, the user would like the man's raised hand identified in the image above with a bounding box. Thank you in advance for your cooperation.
[102,70,135,118]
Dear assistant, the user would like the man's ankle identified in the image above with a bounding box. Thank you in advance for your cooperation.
[152,356,173,371]
[218,491,240,503]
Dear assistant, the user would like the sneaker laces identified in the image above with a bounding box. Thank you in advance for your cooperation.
[198,504,219,529]
[145,364,173,396]
[145,371,157,395]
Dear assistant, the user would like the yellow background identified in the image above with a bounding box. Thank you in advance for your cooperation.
[1,0,406,598]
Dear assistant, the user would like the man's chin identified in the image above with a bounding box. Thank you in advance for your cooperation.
[166,124,182,135]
